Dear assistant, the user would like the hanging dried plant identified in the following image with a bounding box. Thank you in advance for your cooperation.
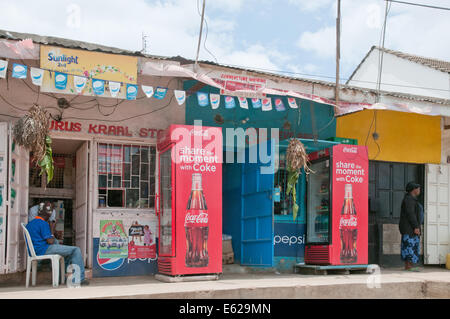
[286,138,313,221]
[13,105,54,183]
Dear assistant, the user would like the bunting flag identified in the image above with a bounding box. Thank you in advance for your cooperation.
[154,87,168,100]
[141,85,154,98]
[109,81,121,98]
[251,98,262,109]
[54,72,68,90]
[0,60,8,79]
[73,76,87,94]
[287,97,298,109]
[238,97,249,109]
[92,79,105,95]
[174,90,186,105]
[12,63,27,79]
[275,98,286,111]
[30,67,44,86]
[262,98,272,111]
[210,94,220,109]
[225,96,236,109]
[126,84,138,100]
[197,92,209,107]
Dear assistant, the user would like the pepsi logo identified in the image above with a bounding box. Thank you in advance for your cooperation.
[97,252,125,271]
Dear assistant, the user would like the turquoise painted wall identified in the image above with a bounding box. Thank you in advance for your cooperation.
[184,80,337,143]
[184,80,336,269]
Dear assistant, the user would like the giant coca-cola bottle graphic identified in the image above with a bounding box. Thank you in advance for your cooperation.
[185,173,209,267]
[339,184,358,263]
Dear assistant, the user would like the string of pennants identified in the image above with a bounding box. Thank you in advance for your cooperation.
[195,92,297,111]
[0,60,299,111]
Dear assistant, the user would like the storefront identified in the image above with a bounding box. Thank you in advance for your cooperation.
[183,76,340,271]
[0,38,185,277]
[336,109,443,266]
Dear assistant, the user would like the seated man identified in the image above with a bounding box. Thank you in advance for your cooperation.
[28,202,58,237]
[26,205,89,286]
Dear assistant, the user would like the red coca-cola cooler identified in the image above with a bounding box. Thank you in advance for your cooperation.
[305,144,369,265]
[156,124,222,275]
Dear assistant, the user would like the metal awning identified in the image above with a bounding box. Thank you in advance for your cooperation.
[224,138,339,154]
[278,138,339,153]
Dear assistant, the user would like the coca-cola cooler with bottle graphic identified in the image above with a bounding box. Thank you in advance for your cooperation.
[305,144,368,265]
[156,124,222,275]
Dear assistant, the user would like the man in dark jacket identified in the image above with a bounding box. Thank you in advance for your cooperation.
[399,182,421,271]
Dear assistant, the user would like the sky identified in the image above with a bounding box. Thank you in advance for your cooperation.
[0,0,449,83]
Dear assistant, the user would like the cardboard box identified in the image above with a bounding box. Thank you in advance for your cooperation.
[222,252,234,264]
[222,238,234,264]
[223,239,233,255]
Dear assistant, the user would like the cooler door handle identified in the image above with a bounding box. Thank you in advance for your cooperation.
[155,194,160,217]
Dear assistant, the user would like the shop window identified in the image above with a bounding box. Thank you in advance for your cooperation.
[29,153,73,189]
[274,152,293,215]
[98,143,156,209]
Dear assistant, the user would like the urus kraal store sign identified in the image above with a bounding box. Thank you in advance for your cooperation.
[49,119,163,139]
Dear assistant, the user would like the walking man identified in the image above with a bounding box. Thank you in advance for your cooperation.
[399,182,422,272]
[26,204,89,285]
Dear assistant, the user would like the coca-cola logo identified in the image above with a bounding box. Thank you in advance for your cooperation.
[185,211,209,225]
[343,147,357,154]
[189,129,209,137]
[339,216,358,228]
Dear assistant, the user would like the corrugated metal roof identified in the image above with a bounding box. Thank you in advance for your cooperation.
[1,29,449,106]
[348,45,450,83]
[194,59,450,105]
[0,29,170,60]
[380,46,450,73]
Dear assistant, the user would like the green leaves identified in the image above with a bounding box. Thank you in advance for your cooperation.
[38,135,54,184]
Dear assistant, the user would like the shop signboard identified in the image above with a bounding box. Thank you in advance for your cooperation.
[99,220,128,259]
[40,45,137,97]
[48,119,165,141]
[93,238,158,277]
[127,220,156,259]
[273,222,305,258]
[93,216,158,277]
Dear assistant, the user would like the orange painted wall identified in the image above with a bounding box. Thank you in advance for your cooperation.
[336,110,440,163]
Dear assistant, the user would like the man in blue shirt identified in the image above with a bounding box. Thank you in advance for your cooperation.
[28,202,57,237]
[26,205,89,286]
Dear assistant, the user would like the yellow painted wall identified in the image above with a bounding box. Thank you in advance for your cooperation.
[336,110,440,163]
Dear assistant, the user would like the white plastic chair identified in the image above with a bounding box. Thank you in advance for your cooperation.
[21,223,65,288]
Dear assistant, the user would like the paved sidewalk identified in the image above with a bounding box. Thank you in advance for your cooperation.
[0,267,448,299]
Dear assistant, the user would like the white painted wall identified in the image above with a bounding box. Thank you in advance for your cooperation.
[348,48,450,100]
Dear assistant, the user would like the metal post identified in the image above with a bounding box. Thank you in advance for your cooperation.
[335,0,341,111]
[194,0,206,73]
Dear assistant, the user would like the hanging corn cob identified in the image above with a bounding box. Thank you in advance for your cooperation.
[286,138,312,220]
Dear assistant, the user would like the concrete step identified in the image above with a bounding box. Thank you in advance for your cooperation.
[0,268,92,287]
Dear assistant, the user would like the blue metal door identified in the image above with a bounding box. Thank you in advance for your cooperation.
[241,140,275,266]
